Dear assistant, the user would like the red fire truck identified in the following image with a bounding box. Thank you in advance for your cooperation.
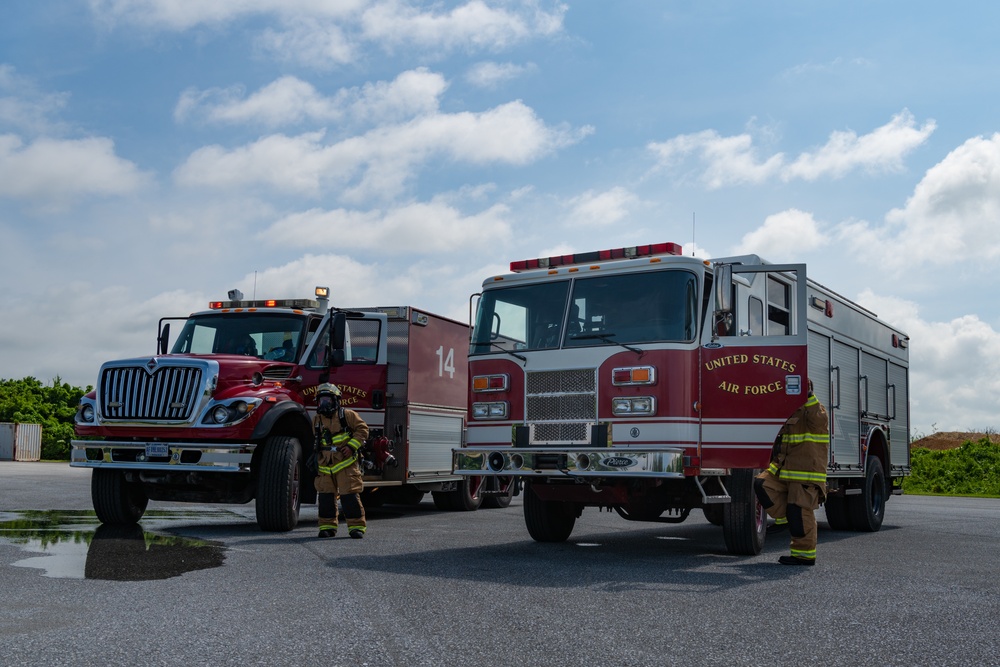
[71,288,499,531]
[453,243,910,554]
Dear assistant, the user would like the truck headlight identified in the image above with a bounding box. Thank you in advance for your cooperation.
[472,401,508,420]
[202,399,258,425]
[78,404,95,424]
[612,396,656,416]
[211,406,231,424]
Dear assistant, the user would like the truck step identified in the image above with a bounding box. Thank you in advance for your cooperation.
[702,495,731,504]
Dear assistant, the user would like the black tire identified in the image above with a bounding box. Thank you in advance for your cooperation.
[722,469,766,555]
[523,482,576,542]
[431,490,455,511]
[823,494,851,530]
[847,457,886,532]
[361,488,386,508]
[447,477,483,512]
[482,477,515,509]
[91,469,148,524]
[702,504,724,526]
[396,486,426,506]
[255,435,302,532]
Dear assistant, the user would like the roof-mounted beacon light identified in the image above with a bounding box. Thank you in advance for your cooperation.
[315,286,330,315]
[509,242,683,272]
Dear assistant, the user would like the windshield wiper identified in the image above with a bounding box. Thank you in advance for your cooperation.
[570,332,643,356]
[488,341,526,361]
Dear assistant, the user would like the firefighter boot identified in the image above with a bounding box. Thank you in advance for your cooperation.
[778,555,815,566]
[318,529,336,539]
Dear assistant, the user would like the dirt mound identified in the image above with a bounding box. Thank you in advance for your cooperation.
[910,431,1000,450]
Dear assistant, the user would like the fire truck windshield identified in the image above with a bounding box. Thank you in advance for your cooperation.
[170,313,308,361]
[471,269,699,354]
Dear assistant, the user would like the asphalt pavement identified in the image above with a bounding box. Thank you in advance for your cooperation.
[1,461,998,667]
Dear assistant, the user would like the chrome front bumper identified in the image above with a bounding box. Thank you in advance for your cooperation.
[70,439,255,473]
[453,446,686,478]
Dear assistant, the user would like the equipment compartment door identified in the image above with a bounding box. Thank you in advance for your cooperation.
[699,263,808,470]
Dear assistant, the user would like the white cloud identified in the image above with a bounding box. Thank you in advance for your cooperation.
[0,65,71,136]
[732,209,829,259]
[784,110,936,181]
[257,16,358,67]
[0,134,150,204]
[174,100,590,200]
[780,56,873,79]
[466,61,532,88]
[648,111,935,189]
[88,0,362,30]
[91,1,566,67]
[228,252,472,317]
[260,198,511,254]
[856,290,1000,434]
[360,0,566,52]
[648,129,784,188]
[565,187,638,227]
[175,69,447,128]
[841,133,1000,271]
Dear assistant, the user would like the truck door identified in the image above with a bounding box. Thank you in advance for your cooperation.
[699,263,808,469]
[302,312,389,415]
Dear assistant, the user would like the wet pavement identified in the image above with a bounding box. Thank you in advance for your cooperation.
[0,509,229,580]
[2,462,999,667]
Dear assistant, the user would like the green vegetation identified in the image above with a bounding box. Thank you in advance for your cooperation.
[0,377,91,460]
[904,438,1000,497]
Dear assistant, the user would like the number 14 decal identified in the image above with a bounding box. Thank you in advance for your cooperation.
[436,346,456,379]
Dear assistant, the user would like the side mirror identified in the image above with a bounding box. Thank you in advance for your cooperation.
[714,263,732,313]
[328,312,346,368]
[157,323,170,355]
[712,263,734,339]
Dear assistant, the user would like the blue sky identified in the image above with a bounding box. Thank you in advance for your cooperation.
[2,0,1000,437]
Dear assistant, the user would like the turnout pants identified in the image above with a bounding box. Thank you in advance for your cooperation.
[314,451,367,534]
[754,471,820,561]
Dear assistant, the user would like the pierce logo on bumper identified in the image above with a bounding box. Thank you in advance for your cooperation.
[601,456,636,468]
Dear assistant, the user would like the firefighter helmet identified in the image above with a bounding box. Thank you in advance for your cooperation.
[316,383,341,416]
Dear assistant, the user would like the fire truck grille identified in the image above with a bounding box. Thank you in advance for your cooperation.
[100,366,204,421]
[525,369,596,444]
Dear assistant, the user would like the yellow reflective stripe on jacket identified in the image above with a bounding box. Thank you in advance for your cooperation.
[782,432,831,445]
[768,462,780,476]
[777,468,827,483]
[327,432,361,451]
[317,454,358,476]
[329,432,351,446]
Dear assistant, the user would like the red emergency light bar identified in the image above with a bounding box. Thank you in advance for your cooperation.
[510,242,683,272]
[209,298,320,310]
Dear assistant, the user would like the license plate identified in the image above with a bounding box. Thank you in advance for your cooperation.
[146,443,169,458]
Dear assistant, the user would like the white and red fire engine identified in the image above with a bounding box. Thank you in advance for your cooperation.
[453,243,910,554]
[71,288,499,531]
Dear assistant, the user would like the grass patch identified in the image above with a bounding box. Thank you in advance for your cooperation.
[903,437,1000,498]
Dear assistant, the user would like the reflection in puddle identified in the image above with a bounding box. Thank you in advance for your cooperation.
[0,510,230,580]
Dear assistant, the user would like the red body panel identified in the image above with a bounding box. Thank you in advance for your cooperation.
[406,311,469,410]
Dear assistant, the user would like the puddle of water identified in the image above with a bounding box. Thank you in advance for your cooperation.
[0,510,232,581]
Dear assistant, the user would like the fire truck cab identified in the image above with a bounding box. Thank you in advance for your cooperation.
[72,288,487,531]
[453,243,910,555]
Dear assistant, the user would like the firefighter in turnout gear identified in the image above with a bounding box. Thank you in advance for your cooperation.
[313,383,369,539]
[754,382,830,566]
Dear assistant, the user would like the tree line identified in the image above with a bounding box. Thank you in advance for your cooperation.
[0,377,90,460]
